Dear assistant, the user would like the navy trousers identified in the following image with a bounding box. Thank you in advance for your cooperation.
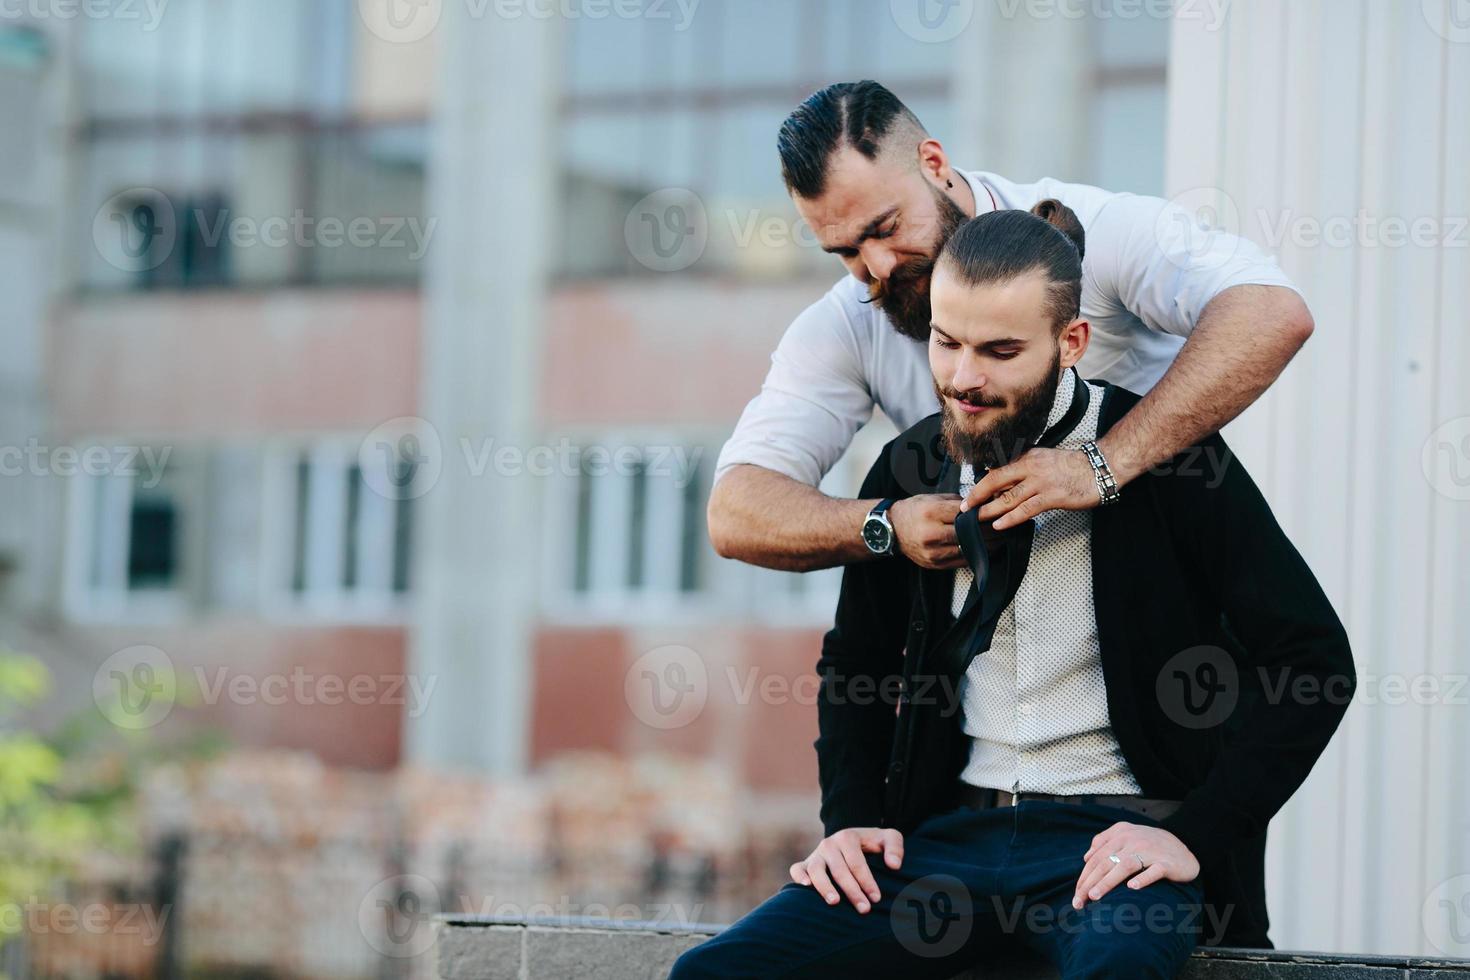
[671,800,1205,979]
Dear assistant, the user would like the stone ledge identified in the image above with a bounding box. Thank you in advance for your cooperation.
[437,915,1470,979]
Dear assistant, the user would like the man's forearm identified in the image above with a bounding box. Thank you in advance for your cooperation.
[708,464,877,572]
[1097,284,1315,484]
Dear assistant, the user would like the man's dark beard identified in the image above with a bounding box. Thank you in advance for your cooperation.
[867,185,969,342]
[939,350,1063,469]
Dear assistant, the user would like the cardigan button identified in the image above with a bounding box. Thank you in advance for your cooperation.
[911,620,925,634]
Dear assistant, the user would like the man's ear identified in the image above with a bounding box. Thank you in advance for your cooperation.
[1058,318,1091,369]
[916,138,952,188]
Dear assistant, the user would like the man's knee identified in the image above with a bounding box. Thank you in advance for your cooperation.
[668,938,724,980]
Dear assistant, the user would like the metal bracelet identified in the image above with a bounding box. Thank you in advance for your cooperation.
[1080,441,1121,506]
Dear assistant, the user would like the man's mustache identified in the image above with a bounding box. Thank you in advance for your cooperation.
[939,386,1007,409]
[866,257,936,304]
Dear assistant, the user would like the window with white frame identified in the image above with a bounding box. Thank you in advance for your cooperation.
[65,445,197,619]
[543,425,889,622]
[263,442,413,618]
[550,435,711,609]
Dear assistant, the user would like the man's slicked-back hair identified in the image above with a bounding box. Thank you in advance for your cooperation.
[937,199,1087,330]
[778,80,928,199]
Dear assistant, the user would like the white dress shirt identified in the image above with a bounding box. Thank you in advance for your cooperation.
[714,168,1301,486]
[952,373,1142,797]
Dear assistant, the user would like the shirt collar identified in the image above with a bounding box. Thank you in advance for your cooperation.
[958,168,999,217]
[1042,367,1078,433]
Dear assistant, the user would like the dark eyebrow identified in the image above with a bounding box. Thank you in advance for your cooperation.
[822,206,899,254]
[929,326,1028,351]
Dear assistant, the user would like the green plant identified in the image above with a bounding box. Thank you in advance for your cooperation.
[0,646,224,968]
[0,651,98,947]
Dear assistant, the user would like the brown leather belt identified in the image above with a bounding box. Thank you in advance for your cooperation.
[956,783,1182,823]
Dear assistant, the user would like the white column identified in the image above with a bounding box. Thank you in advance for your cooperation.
[407,7,561,773]
[1,17,70,616]
[1166,0,1470,956]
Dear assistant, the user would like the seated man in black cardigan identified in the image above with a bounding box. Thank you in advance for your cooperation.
[672,202,1355,980]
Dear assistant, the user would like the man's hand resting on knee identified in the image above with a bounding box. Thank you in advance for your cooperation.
[789,827,905,915]
[1073,823,1200,910]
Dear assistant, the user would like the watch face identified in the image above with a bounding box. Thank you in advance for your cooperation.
[862,516,892,554]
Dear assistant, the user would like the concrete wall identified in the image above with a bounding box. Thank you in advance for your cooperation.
[435,917,1470,980]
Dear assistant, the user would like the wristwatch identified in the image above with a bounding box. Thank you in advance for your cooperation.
[862,499,897,556]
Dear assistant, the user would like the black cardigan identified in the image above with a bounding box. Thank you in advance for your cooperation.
[813,383,1355,948]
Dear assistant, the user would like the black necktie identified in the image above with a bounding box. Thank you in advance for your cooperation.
[941,370,1091,677]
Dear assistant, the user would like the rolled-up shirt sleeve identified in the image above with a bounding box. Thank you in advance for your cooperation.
[714,290,875,487]
[1085,191,1303,339]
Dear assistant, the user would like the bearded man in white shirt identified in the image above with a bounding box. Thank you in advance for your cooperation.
[707,80,1314,572]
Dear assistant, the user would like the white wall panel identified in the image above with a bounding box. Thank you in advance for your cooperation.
[1167,0,1470,956]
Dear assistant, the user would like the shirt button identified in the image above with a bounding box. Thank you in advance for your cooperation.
[1019,703,1034,716]
[911,620,925,634]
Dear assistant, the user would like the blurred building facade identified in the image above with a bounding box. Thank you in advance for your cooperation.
[25,2,433,768]
[15,0,1171,780]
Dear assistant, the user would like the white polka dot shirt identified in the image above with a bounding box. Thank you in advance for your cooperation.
[953,373,1142,797]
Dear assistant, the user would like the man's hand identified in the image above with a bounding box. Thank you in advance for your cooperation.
[790,827,905,914]
[1073,822,1199,910]
[889,494,967,569]
[962,447,1099,530]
